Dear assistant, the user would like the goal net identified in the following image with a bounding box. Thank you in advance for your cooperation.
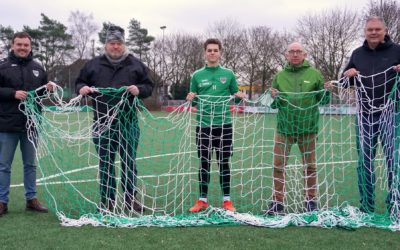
[20,69,400,230]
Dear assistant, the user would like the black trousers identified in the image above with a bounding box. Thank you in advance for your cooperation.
[93,122,140,204]
[195,124,233,198]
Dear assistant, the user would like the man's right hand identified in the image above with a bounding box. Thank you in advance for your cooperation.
[15,90,28,100]
[186,92,196,101]
[270,88,279,98]
[79,86,95,96]
[324,81,334,92]
[343,68,359,77]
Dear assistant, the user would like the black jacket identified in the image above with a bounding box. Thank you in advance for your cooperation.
[343,35,400,113]
[0,51,48,132]
[75,54,154,122]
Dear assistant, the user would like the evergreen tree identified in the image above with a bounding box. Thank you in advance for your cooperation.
[126,18,154,59]
[23,13,74,71]
[0,25,14,56]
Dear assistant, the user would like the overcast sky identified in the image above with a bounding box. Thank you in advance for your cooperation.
[1,0,370,38]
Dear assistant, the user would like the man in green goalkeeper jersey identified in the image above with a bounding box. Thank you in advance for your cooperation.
[266,42,332,215]
[186,38,245,213]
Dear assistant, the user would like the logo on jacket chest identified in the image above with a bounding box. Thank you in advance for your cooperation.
[32,70,39,77]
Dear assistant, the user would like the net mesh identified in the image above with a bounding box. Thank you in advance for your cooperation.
[20,69,400,230]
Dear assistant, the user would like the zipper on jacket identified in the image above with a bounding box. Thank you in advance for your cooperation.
[372,49,376,75]
[19,64,26,90]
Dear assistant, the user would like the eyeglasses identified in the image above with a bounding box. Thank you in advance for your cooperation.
[287,50,304,55]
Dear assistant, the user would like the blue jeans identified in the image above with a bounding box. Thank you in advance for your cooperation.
[0,132,37,203]
[356,111,396,213]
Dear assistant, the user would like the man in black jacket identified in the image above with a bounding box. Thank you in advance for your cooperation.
[343,16,400,218]
[0,32,52,216]
[76,25,154,213]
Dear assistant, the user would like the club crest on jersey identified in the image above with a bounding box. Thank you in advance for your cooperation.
[32,70,39,77]
[219,77,227,84]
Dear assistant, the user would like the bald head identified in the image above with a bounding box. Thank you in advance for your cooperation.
[285,42,307,65]
[287,42,305,52]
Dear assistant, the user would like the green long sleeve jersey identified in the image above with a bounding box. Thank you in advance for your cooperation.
[190,65,239,127]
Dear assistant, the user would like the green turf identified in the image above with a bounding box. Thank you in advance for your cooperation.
[1,186,399,249]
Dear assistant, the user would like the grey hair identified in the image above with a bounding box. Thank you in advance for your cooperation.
[365,15,387,28]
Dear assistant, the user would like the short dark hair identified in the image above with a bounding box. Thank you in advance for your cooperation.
[12,32,32,44]
[204,38,222,51]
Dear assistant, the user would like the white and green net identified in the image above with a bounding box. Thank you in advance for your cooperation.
[21,70,400,230]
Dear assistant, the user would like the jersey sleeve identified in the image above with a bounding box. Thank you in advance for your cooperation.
[229,71,239,94]
[190,73,198,93]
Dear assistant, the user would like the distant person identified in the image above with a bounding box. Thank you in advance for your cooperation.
[0,32,53,216]
[266,42,331,215]
[76,25,154,213]
[186,38,245,213]
[342,16,400,216]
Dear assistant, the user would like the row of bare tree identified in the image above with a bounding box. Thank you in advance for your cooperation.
[143,0,400,99]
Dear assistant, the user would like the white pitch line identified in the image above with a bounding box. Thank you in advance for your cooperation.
[28,145,265,184]
[10,159,359,188]
[35,150,198,183]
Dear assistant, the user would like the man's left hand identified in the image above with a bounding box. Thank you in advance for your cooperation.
[46,81,56,92]
[127,85,140,96]
[393,64,400,72]
[234,91,246,99]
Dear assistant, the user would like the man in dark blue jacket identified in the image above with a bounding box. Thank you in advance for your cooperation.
[343,16,400,218]
[76,25,154,213]
[0,32,52,216]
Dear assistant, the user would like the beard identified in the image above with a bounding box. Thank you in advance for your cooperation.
[107,50,124,60]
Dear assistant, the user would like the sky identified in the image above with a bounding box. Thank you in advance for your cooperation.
[1,0,371,39]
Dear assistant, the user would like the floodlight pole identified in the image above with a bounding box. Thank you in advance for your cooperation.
[160,26,167,99]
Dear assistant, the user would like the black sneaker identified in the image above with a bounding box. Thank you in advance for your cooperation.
[265,201,284,215]
[124,193,146,213]
[305,200,318,212]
